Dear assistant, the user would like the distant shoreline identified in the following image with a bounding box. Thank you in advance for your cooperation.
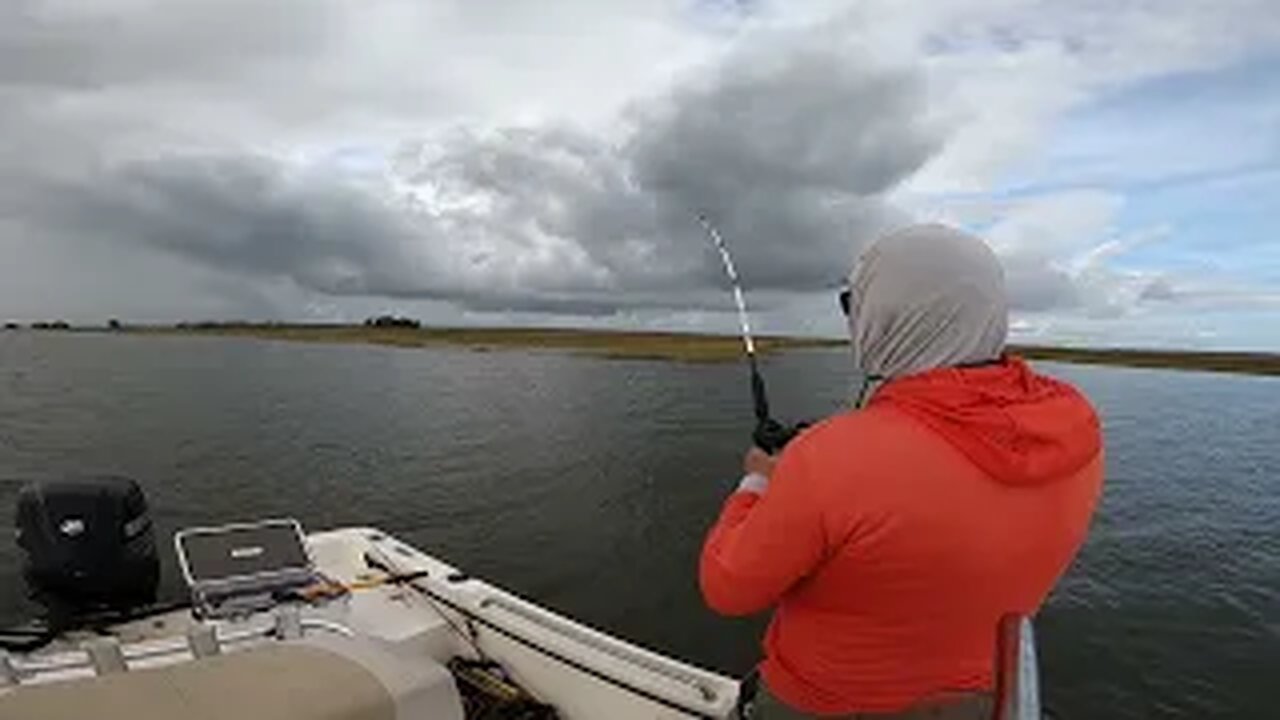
[6,323,1280,375]
[1008,345,1280,376]
[124,323,840,363]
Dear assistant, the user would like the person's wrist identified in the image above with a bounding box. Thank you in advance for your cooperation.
[737,472,769,495]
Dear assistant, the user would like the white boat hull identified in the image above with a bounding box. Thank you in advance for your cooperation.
[0,526,742,719]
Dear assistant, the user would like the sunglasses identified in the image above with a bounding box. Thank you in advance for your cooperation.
[839,288,851,316]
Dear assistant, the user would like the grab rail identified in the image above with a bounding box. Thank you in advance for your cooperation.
[480,595,722,703]
[993,614,1041,720]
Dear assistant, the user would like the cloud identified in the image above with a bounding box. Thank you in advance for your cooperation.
[15,38,940,315]
[1139,277,1176,302]
[2,0,1279,346]
[0,0,334,90]
[1000,253,1079,312]
[924,190,1119,313]
[405,42,938,295]
[28,155,420,293]
[926,190,1193,318]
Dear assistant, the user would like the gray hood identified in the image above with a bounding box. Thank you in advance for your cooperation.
[847,223,1007,380]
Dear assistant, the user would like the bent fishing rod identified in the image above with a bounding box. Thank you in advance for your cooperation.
[697,214,805,454]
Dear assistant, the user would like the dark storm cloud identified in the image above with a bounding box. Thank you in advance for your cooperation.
[620,45,938,290]
[22,153,725,315]
[1,6,1094,320]
[13,39,944,316]
[36,155,417,294]
[23,154,609,313]
[367,44,939,304]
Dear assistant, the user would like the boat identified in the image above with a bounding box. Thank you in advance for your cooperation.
[0,477,1042,719]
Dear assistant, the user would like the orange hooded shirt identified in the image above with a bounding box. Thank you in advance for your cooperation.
[699,357,1103,714]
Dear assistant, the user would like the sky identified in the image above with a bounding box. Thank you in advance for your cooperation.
[2,0,1278,349]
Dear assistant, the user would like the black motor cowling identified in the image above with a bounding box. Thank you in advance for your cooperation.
[15,476,159,616]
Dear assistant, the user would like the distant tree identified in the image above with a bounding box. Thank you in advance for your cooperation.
[366,314,421,329]
[107,318,122,330]
[2,322,18,330]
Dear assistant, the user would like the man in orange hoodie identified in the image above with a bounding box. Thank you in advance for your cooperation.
[700,224,1104,719]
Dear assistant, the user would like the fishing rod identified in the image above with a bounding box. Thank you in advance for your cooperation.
[697,214,803,454]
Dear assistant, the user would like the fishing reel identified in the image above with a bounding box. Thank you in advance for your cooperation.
[746,351,810,455]
[753,418,810,456]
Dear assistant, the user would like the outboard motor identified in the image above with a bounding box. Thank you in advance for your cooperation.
[15,476,159,619]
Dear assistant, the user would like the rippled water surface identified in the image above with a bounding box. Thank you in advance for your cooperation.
[1,333,1276,718]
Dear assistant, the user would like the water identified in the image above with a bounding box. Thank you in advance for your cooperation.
[1,333,1276,719]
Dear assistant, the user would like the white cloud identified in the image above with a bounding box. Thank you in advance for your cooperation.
[1,0,1278,346]
[5,17,939,318]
